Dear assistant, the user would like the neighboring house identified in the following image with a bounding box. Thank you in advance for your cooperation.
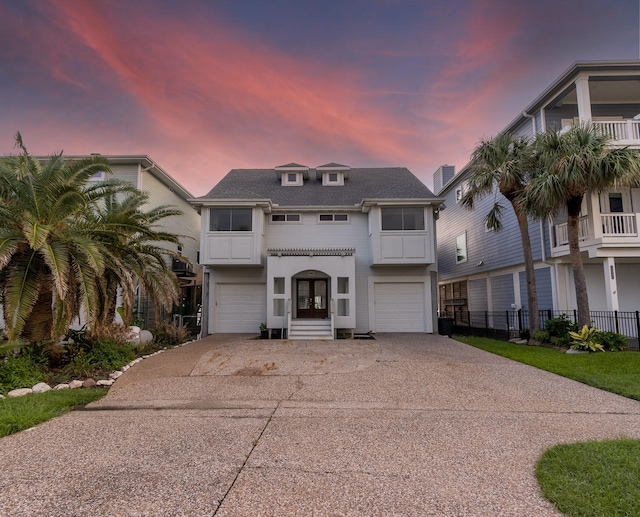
[190,163,443,339]
[76,155,202,327]
[435,60,640,322]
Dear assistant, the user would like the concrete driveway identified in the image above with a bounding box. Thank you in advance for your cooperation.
[0,334,639,516]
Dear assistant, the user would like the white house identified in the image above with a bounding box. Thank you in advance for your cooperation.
[191,163,443,339]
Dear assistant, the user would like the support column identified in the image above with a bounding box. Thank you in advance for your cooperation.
[575,75,592,122]
[603,257,619,311]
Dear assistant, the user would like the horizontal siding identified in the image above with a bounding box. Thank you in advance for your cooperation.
[468,278,488,311]
[437,179,545,282]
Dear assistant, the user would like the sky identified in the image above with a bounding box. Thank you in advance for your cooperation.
[1,0,639,196]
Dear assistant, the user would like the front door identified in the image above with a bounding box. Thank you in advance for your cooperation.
[296,279,328,318]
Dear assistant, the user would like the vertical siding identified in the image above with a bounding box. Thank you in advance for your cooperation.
[491,274,514,312]
[519,267,553,311]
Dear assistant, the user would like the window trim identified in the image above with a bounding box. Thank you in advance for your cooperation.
[317,213,349,223]
[380,207,425,231]
[270,213,302,224]
[321,171,345,186]
[455,232,468,264]
[282,172,303,186]
[209,207,253,232]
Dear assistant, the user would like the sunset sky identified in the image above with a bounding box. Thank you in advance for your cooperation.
[1,0,639,196]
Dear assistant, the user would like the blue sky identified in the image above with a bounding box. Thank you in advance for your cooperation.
[1,0,638,195]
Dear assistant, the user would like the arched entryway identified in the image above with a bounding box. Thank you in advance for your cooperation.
[293,270,329,319]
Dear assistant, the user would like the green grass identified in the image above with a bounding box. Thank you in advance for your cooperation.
[454,335,640,400]
[0,388,105,437]
[536,439,640,517]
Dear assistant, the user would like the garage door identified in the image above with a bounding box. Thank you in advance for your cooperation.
[216,284,266,332]
[374,282,425,332]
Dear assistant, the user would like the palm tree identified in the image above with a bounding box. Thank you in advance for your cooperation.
[90,189,184,327]
[0,134,124,341]
[528,123,640,326]
[462,132,540,331]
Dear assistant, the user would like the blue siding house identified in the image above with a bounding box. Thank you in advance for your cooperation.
[436,60,640,326]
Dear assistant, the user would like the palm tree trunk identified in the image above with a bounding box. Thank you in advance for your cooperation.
[514,207,540,331]
[23,287,53,342]
[567,196,591,327]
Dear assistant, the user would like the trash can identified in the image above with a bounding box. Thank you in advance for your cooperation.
[438,317,454,337]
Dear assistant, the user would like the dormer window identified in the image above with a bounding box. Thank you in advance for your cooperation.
[275,163,308,186]
[317,162,349,186]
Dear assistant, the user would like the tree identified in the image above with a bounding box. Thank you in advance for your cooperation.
[462,132,540,331]
[90,189,183,327]
[528,123,640,326]
[0,134,184,341]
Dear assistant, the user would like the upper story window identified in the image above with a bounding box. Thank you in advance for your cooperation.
[321,171,345,186]
[381,207,424,231]
[318,213,348,222]
[455,181,468,203]
[456,232,468,263]
[281,171,303,186]
[271,214,301,223]
[209,208,252,231]
[88,171,106,182]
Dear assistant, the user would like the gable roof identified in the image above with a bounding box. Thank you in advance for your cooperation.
[193,167,439,207]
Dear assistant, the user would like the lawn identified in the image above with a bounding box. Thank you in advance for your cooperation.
[454,335,640,400]
[0,388,105,438]
[456,335,640,517]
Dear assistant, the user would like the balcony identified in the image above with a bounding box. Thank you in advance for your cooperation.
[552,213,640,254]
[593,120,640,146]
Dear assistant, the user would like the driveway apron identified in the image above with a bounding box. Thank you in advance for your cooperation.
[0,333,638,516]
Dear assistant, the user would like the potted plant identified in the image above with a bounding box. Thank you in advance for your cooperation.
[259,323,268,339]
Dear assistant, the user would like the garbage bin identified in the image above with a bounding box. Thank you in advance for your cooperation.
[438,317,454,337]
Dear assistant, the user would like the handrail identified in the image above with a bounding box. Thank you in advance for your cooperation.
[286,298,292,339]
[331,298,336,339]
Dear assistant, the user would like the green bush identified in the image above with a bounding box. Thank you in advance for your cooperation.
[545,314,578,338]
[0,355,48,393]
[533,330,550,343]
[596,331,628,352]
[569,325,605,352]
[550,335,571,348]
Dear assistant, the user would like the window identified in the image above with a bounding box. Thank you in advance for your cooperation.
[381,207,424,230]
[88,171,105,182]
[282,171,303,186]
[271,214,301,223]
[337,277,349,294]
[609,193,623,213]
[209,208,252,231]
[456,233,467,263]
[287,173,297,183]
[318,213,348,222]
[274,277,285,294]
[329,173,338,182]
[455,181,468,203]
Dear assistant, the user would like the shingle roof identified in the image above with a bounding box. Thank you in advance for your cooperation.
[195,167,438,206]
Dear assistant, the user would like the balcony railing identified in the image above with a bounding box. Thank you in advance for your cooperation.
[554,213,638,246]
[593,120,640,142]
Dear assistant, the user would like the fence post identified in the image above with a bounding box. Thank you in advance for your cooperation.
[636,311,640,344]
[573,309,577,324]
[484,311,489,338]
[614,311,619,334]
[517,309,523,332]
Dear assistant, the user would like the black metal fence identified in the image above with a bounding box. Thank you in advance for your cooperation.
[439,309,640,351]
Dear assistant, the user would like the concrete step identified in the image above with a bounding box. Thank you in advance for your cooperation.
[289,320,334,340]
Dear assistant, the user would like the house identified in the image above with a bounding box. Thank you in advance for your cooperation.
[190,163,443,339]
[75,155,202,327]
[435,60,640,326]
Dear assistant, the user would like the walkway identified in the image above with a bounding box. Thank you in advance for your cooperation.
[0,334,638,516]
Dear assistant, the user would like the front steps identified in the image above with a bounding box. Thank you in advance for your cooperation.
[288,319,334,340]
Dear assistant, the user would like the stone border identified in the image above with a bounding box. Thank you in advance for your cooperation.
[0,340,196,399]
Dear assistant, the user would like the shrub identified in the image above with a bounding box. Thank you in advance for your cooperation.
[596,331,628,352]
[569,325,605,352]
[519,329,530,340]
[0,354,48,393]
[550,335,571,348]
[533,330,550,343]
[148,321,190,348]
[545,314,578,338]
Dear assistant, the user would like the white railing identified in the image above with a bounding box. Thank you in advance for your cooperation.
[593,120,640,142]
[554,216,589,246]
[601,213,638,236]
[286,298,292,339]
[330,298,336,339]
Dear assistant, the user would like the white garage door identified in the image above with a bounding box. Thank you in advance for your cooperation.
[216,284,266,332]
[374,282,425,332]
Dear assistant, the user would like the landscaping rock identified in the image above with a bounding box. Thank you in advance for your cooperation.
[566,348,589,354]
[96,379,114,386]
[0,394,5,399]
[68,380,83,389]
[32,382,52,393]
[82,378,97,388]
[54,384,70,390]
[8,388,33,398]
[109,371,122,380]
[139,330,153,344]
